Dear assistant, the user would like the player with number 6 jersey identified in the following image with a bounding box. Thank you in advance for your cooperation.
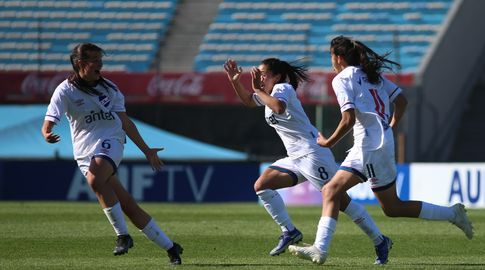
[224,57,387,258]
[41,43,183,265]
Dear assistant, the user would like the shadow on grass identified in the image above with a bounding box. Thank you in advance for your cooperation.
[188,263,307,267]
[407,263,485,267]
[187,262,485,269]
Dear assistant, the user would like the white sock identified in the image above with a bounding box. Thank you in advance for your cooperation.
[257,189,295,232]
[419,202,454,221]
[103,202,128,236]
[343,200,382,246]
[141,218,173,250]
[314,216,337,253]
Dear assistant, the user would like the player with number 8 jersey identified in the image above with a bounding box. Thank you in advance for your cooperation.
[224,57,387,258]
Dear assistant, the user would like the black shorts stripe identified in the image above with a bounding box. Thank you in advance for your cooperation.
[372,179,396,192]
[339,166,367,182]
[366,164,376,178]
[269,165,298,186]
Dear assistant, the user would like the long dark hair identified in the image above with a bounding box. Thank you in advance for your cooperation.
[261,58,310,90]
[68,42,116,95]
[330,35,400,84]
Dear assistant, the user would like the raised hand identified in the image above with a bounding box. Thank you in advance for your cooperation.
[250,66,263,91]
[223,59,243,83]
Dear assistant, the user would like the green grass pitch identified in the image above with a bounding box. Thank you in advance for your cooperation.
[1,202,483,269]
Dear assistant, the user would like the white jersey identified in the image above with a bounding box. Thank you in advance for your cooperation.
[44,78,126,160]
[332,66,401,150]
[252,83,320,158]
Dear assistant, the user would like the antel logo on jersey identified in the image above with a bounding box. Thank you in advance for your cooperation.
[84,109,115,124]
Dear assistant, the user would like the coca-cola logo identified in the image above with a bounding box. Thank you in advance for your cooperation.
[21,72,68,96]
[147,73,203,97]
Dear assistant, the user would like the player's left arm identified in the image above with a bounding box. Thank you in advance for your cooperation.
[117,112,164,171]
[253,89,286,114]
[389,93,408,133]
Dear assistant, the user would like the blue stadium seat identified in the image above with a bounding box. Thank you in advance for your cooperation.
[194,0,453,73]
[0,0,178,72]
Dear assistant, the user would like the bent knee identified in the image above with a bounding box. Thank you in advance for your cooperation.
[86,177,100,191]
[322,184,341,200]
[254,180,267,193]
[382,207,401,217]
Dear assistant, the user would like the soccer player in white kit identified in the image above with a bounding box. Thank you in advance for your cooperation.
[224,58,390,260]
[41,43,183,265]
[289,36,474,265]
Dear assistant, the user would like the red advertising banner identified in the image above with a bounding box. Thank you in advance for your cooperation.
[0,71,413,105]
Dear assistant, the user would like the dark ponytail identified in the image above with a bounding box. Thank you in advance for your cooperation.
[330,35,400,84]
[261,58,310,90]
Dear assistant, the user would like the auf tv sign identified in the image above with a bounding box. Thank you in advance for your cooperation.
[449,169,481,204]
[410,164,485,208]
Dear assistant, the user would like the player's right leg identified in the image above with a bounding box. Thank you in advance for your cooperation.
[339,193,392,264]
[109,176,183,264]
[255,161,303,256]
[289,170,360,264]
[84,156,133,256]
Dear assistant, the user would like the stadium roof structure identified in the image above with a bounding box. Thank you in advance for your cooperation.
[0,105,247,161]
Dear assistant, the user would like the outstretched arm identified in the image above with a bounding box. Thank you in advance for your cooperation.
[41,120,60,143]
[117,112,164,171]
[389,93,407,133]
[223,59,257,107]
[317,109,355,148]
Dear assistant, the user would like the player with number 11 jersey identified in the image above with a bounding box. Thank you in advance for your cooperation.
[333,66,401,152]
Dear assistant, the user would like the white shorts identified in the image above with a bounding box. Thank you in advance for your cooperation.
[269,147,338,191]
[340,142,397,190]
[76,138,124,176]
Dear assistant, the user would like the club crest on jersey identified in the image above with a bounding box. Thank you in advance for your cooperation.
[84,109,115,124]
[98,94,111,107]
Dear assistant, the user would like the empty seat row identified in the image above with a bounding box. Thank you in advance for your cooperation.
[1,10,170,21]
[345,1,451,10]
[1,21,165,31]
[194,0,453,72]
[0,63,127,71]
[219,2,337,10]
[0,0,177,72]
[0,31,91,40]
[0,0,176,9]
[204,33,307,42]
[0,1,92,8]
[209,23,311,32]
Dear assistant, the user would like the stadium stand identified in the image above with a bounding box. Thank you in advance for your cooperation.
[0,0,178,72]
[193,0,454,73]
